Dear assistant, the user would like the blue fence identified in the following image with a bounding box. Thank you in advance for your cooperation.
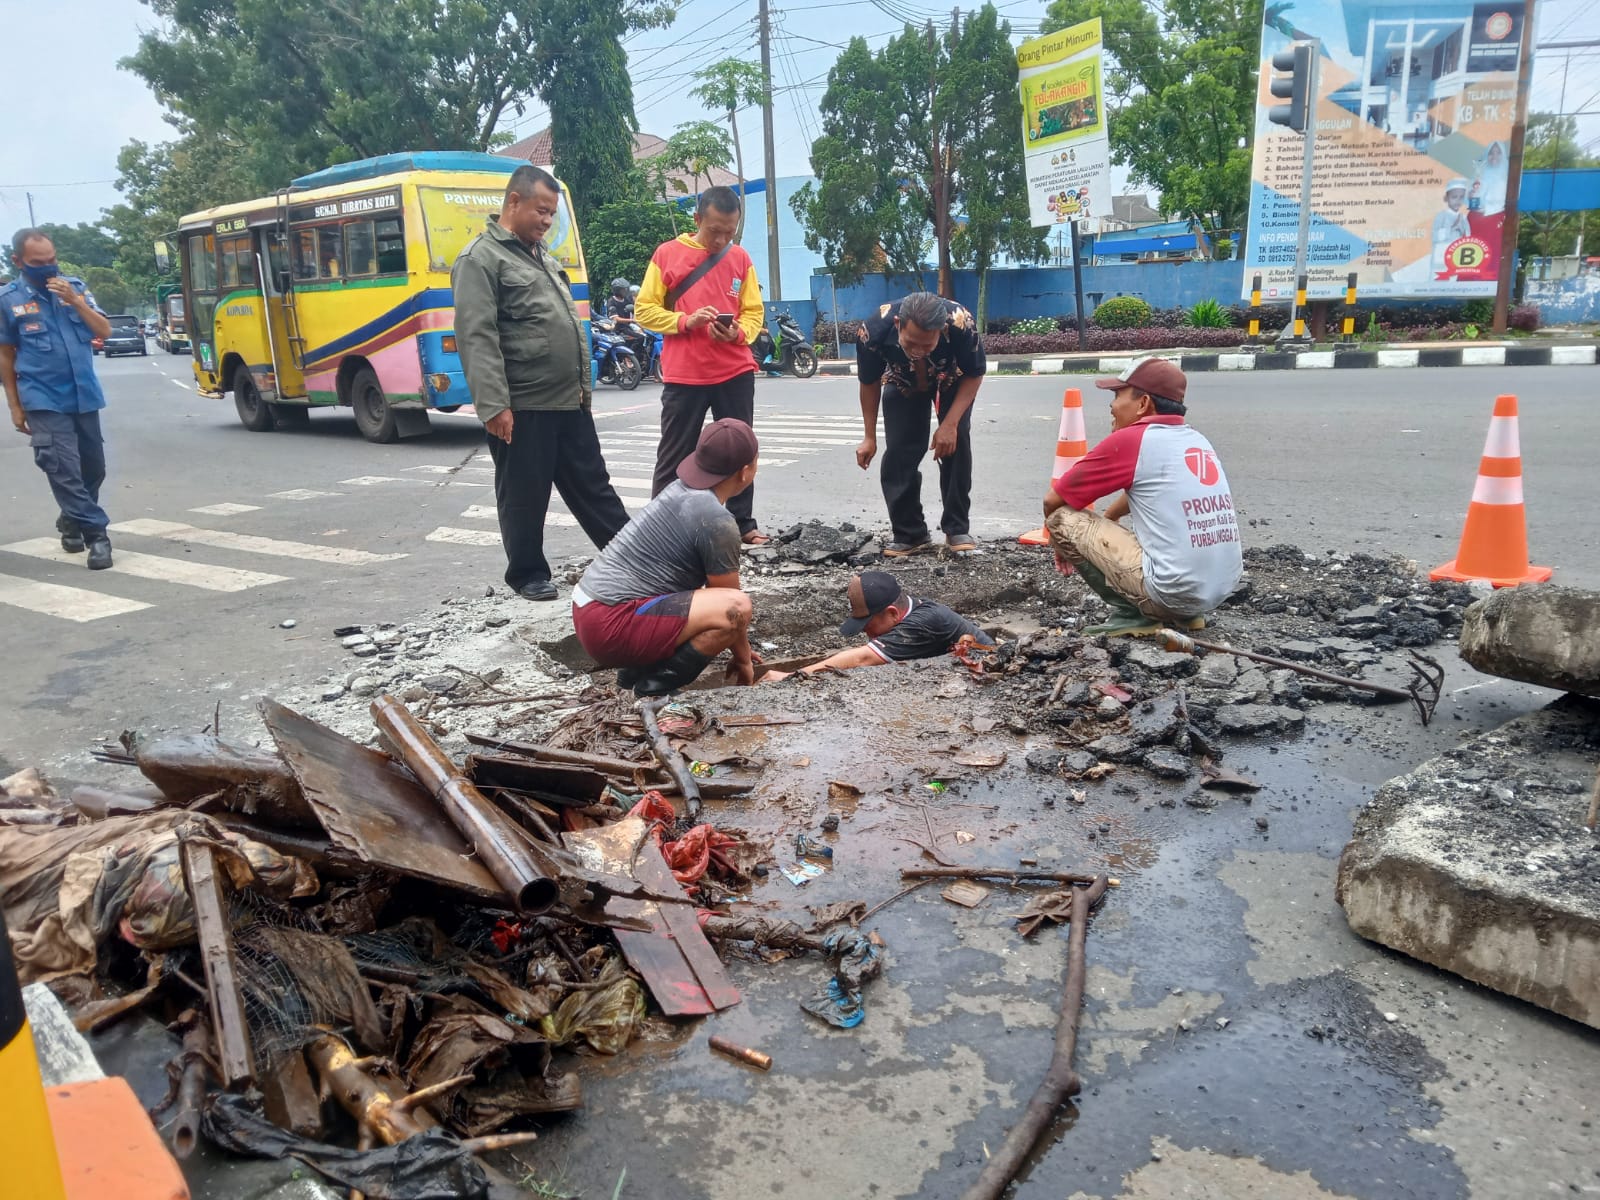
[810,262,1247,325]
[1525,274,1600,324]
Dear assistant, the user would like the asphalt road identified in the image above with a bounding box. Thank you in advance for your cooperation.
[3,349,1597,773]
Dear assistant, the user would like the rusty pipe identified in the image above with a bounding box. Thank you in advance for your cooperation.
[370,695,559,912]
[170,1011,212,1160]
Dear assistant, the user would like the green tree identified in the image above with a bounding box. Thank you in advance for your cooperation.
[82,267,135,315]
[1041,0,1262,231]
[123,0,674,213]
[36,223,117,270]
[691,59,767,236]
[662,121,734,197]
[583,197,689,298]
[793,5,1028,295]
[942,6,1046,326]
[100,134,257,311]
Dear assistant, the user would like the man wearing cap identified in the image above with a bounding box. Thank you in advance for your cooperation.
[572,418,760,695]
[763,570,994,680]
[1042,357,1242,637]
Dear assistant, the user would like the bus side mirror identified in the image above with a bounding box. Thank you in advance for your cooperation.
[153,240,171,273]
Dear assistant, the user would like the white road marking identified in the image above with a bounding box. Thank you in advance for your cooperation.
[111,519,407,565]
[613,429,852,446]
[339,476,409,486]
[189,502,262,516]
[269,488,344,501]
[606,476,653,490]
[427,526,507,545]
[172,379,192,390]
[460,504,498,520]
[2,538,288,593]
[0,574,152,622]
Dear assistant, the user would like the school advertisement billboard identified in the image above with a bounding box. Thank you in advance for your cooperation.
[1242,0,1527,300]
[1017,19,1113,229]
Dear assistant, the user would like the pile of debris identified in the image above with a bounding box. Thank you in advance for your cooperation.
[0,692,883,1198]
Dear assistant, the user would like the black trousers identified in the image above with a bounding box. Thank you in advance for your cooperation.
[880,384,972,544]
[650,371,758,535]
[487,408,630,591]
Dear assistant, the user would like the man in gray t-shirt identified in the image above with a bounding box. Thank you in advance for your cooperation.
[572,418,759,695]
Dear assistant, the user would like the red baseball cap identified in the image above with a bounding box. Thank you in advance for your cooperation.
[678,418,760,489]
[1094,356,1187,404]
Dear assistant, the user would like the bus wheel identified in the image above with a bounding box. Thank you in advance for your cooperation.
[350,367,398,443]
[435,404,462,414]
[271,404,311,428]
[234,366,276,432]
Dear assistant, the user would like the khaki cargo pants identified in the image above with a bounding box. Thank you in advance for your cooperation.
[1046,507,1189,622]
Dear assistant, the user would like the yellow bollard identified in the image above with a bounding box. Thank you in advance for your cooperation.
[0,908,69,1200]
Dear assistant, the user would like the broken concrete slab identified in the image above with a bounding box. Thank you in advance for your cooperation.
[1337,694,1600,1030]
[1459,585,1600,698]
[1121,643,1200,678]
[1215,705,1305,735]
[1126,690,1182,746]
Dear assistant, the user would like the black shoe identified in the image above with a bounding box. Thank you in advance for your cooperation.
[57,517,85,554]
[517,580,558,601]
[616,666,642,688]
[631,643,713,696]
[85,535,113,571]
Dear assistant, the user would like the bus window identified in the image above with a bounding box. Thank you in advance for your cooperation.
[188,233,218,292]
[375,218,406,274]
[218,235,257,289]
[319,225,344,278]
[417,185,582,275]
[345,220,377,276]
[294,229,318,280]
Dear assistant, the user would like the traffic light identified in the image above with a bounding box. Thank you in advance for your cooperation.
[1268,43,1313,133]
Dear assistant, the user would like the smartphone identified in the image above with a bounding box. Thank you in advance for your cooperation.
[715,313,735,327]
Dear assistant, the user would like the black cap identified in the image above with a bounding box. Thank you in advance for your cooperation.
[839,571,906,637]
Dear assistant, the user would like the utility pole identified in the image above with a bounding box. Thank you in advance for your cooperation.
[26,192,36,225]
[1493,0,1536,334]
[758,0,782,300]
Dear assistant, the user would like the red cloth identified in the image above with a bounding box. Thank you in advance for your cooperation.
[571,593,692,668]
[626,791,739,886]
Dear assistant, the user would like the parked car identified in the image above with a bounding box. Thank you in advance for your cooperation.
[102,314,148,357]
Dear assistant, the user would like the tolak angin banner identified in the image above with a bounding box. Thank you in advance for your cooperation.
[1017,18,1113,229]
[1243,1,1527,299]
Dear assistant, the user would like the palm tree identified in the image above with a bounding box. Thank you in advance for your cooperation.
[690,59,767,238]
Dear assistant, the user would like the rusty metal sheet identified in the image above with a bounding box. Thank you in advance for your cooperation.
[466,754,611,805]
[260,698,501,899]
[563,817,741,1016]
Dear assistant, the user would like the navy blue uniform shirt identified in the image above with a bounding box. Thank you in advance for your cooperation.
[0,276,107,414]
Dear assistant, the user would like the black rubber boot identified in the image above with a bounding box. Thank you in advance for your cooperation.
[631,643,714,697]
[57,516,85,554]
[85,534,113,571]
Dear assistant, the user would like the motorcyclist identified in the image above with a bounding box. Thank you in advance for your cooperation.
[607,278,634,319]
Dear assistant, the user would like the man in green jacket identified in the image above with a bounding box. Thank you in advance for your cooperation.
[452,165,630,601]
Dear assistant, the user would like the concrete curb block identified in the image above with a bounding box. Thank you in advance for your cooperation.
[816,342,1598,377]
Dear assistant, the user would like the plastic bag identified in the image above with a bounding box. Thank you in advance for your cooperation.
[538,957,645,1055]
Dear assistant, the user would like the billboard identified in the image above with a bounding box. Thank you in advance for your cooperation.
[1017,19,1112,229]
[1242,1,1527,300]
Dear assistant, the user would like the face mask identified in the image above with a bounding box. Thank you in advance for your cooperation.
[20,263,59,288]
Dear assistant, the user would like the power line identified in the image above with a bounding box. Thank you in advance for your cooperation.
[0,179,118,189]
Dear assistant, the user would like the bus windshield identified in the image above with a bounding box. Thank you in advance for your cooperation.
[417,185,582,274]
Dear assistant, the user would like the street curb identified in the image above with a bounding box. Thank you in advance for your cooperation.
[815,342,1599,377]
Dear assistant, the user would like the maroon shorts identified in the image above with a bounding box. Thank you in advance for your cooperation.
[572,592,694,668]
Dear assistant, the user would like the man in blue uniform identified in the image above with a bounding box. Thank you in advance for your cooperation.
[1,229,116,569]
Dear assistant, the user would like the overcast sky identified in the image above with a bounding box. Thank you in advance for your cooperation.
[2,0,1595,232]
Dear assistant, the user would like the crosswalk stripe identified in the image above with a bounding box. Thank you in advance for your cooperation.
[427,526,505,545]
[190,502,262,516]
[612,430,854,446]
[339,475,412,486]
[460,504,497,520]
[607,476,653,490]
[112,519,408,565]
[0,574,152,622]
[1,538,289,593]
[270,488,344,501]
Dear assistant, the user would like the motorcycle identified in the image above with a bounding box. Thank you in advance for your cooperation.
[590,321,641,390]
[751,309,818,379]
[602,315,663,383]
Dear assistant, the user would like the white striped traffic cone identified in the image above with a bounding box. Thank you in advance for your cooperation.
[1430,394,1552,586]
[1019,387,1089,545]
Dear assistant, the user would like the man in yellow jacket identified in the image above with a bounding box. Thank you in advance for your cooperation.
[633,186,770,544]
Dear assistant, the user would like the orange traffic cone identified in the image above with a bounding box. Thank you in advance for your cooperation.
[1430,394,1552,587]
[1019,387,1090,545]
